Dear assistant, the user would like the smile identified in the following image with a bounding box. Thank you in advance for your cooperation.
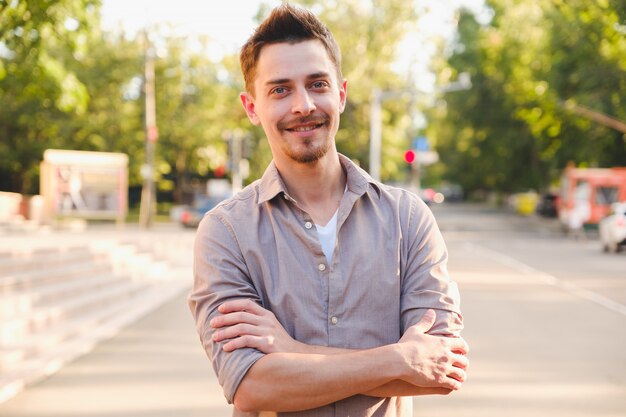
[287,123,323,132]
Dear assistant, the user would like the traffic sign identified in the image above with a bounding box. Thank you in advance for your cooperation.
[413,136,429,152]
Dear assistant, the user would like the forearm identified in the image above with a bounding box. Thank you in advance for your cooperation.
[214,302,467,411]
[292,341,453,398]
[363,381,452,397]
[233,345,402,412]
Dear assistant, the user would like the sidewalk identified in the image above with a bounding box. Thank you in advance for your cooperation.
[0,204,605,416]
[0,221,235,416]
[0,291,233,417]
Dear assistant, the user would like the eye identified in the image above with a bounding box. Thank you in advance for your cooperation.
[271,86,288,95]
[311,80,329,90]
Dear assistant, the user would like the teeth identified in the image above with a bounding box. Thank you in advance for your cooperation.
[291,125,318,132]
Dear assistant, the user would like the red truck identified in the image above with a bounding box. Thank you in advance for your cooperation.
[558,165,626,227]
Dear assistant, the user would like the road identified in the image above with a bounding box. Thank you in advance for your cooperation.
[415,203,626,416]
[0,203,624,416]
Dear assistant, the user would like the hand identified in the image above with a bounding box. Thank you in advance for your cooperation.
[397,309,469,391]
[210,299,302,354]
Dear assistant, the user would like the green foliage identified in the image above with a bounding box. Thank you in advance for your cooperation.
[1,0,467,199]
[0,0,100,193]
[4,0,624,201]
[428,0,626,196]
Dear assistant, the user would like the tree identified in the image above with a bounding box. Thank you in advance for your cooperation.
[0,0,99,194]
[428,0,626,198]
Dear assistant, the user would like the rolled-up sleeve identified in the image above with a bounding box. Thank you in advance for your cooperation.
[400,197,463,337]
[187,211,264,403]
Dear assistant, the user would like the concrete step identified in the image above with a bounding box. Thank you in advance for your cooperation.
[0,258,108,294]
[0,277,168,372]
[0,278,145,345]
[0,230,194,405]
[0,271,127,320]
[0,290,137,372]
[0,278,189,404]
[0,246,94,275]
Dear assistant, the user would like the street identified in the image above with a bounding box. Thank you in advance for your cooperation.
[416,203,626,416]
[0,203,624,416]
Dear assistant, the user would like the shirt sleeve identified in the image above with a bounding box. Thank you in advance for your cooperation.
[187,211,264,403]
[400,195,464,337]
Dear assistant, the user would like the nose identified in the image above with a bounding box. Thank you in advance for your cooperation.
[292,87,316,115]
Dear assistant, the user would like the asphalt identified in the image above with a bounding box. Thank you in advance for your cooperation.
[0,222,233,416]
[0,205,622,416]
[0,291,233,417]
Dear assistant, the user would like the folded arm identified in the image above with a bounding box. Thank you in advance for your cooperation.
[211,300,468,412]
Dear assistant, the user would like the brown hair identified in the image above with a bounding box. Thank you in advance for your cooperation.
[240,3,342,95]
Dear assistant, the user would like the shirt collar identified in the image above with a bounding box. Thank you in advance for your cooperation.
[257,153,381,205]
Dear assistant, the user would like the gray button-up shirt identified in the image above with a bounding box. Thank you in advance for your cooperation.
[188,154,463,417]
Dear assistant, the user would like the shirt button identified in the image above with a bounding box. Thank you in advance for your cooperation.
[330,316,338,325]
[305,221,313,229]
[318,263,326,272]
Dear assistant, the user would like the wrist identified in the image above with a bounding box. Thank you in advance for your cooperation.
[389,342,411,382]
[291,339,312,354]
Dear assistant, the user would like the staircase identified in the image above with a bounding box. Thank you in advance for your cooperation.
[0,229,194,404]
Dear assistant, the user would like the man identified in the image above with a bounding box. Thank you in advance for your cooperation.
[188,4,468,416]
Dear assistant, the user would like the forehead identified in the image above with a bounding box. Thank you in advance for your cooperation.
[254,39,337,86]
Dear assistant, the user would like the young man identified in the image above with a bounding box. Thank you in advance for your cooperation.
[188,4,468,416]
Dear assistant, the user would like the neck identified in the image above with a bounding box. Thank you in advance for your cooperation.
[276,149,346,224]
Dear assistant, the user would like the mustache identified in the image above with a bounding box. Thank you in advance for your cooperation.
[278,115,329,130]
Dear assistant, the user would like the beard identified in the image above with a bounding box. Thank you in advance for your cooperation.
[284,137,332,164]
[278,114,333,164]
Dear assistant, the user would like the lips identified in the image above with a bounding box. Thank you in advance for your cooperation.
[279,115,329,132]
[287,123,324,132]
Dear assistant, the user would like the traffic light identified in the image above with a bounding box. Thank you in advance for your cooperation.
[404,149,416,164]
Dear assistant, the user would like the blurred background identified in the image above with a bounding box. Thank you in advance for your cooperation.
[0,0,625,416]
[1,0,625,223]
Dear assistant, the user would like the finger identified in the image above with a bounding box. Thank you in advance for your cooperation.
[222,335,262,352]
[210,311,259,328]
[218,299,263,315]
[450,338,469,355]
[440,377,462,391]
[447,366,466,383]
[213,323,259,342]
[413,309,436,333]
[452,353,469,370]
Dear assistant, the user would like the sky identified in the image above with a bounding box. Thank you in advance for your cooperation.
[100,0,487,91]
[100,0,283,59]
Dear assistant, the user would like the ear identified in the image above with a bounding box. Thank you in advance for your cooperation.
[338,79,348,114]
[240,92,261,125]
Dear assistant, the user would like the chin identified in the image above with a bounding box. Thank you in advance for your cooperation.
[288,143,331,164]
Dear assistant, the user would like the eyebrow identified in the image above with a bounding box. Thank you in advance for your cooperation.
[265,72,331,87]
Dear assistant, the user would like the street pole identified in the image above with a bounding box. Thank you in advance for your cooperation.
[139,31,157,229]
[230,134,243,194]
[368,73,471,184]
[369,89,382,182]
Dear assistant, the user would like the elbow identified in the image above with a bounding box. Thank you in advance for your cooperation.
[233,395,255,413]
[233,380,262,413]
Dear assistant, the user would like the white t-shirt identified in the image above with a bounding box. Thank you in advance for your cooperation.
[316,209,338,264]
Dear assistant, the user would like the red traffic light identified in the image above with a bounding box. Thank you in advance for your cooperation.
[404,149,416,164]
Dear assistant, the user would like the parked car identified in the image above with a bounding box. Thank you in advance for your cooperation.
[599,202,626,253]
[536,192,558,218]
[439,183,464,202]
[180,196,225,228]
